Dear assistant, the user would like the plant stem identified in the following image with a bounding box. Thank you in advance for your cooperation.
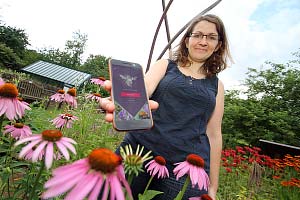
[29,160,45,200]
[25,163,35,197]
[174,176,190,200]
[127,173,134,186]
[143,176,154,195]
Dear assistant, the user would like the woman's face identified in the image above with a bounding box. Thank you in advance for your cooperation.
[185,20,220,64]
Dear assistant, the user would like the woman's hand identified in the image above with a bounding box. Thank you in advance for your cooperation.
[100,80,159,122]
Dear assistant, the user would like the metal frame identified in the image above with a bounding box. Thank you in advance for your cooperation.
[146,0,222,72]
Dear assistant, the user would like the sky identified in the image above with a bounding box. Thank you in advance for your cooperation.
[1,0,300,90]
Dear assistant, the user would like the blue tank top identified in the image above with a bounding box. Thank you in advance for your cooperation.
[124,60,218,173]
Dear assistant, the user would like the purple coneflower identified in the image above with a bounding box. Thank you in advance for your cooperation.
[14,129,77,169]
[51,113,78,129]
[65,88,77,108]
[42,148,132,200]
[86,93,102,103]
[173,154,210,200]
[141,156,169,197]
[50,89,65,102]
[174,154,209,190]
[146,155,169,179]
[4,122,32,139]
[0,83,31,120]
[90,77,106,86]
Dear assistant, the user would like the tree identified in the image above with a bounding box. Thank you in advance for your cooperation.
[0,23,29,59]
[0,43,23,69]
[37,31,87,70]
[222,50,300,147]
[0,23,29,69]
[81,54,110,78]
[64,30,88,69]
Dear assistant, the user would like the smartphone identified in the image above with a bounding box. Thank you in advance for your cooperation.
[109,58,153,131]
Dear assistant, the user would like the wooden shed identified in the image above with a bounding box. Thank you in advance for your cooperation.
[18,61,91,101]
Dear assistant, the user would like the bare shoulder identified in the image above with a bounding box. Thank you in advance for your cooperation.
[217,79,225,96]
[146,59,169,78]
[218,79,224,90]
[149,59,169,71]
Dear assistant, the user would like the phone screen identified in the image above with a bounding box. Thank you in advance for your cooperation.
[109,59,153,131]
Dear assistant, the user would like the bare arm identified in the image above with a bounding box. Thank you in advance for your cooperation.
[144,59,169,97]
[206,80,224,200]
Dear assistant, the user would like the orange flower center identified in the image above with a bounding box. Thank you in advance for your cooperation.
[58,89,65,94]
[99,77,106,81]
[88,148,120,174]
[42,130,63,141]
[0,83,18,98]
[14,123,24,128]
[67,88,76,97]
[154,156,166,165]
[186,154,205,168]
[93,93,101,97]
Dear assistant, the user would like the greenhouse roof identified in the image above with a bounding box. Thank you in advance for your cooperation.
[21,60,91,87]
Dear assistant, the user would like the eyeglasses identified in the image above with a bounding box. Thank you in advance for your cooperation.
[188,32,219,42]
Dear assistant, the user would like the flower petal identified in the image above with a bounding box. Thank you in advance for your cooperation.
[14,134,41,146]
[65,173,98,200]
[32,141,48,162]
[88,174,104,200]
[59,139,76,155]
[19,139,41,158]
[42,172,86,199]
[56,141,70,160]
[45,167,88,188]
[45,142,54,169]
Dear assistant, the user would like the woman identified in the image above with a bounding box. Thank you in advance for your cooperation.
[102,14,231,200]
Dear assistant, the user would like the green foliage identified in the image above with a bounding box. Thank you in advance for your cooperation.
[81,54,110,78]
[0,68,29,85]
[64,31,88,69]
[38,47,74,68]
[21,49,44,66]
[0,88,124,199]
[223,50,300,147]
[138,190,163,200]
[0,23,29,59]
[0,43,23,69]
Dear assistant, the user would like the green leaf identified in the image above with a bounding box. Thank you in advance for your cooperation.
[138,190,163,200]
[173,190,184,200]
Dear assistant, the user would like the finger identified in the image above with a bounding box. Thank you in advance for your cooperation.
[103,80,112,92]
[149,100,159,110]
[105,113,114,122]
[101,98,115,112]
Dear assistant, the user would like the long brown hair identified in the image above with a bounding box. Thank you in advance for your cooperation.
[172,14,232,77]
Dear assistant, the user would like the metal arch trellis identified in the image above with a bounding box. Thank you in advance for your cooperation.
[146,0,222,72]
